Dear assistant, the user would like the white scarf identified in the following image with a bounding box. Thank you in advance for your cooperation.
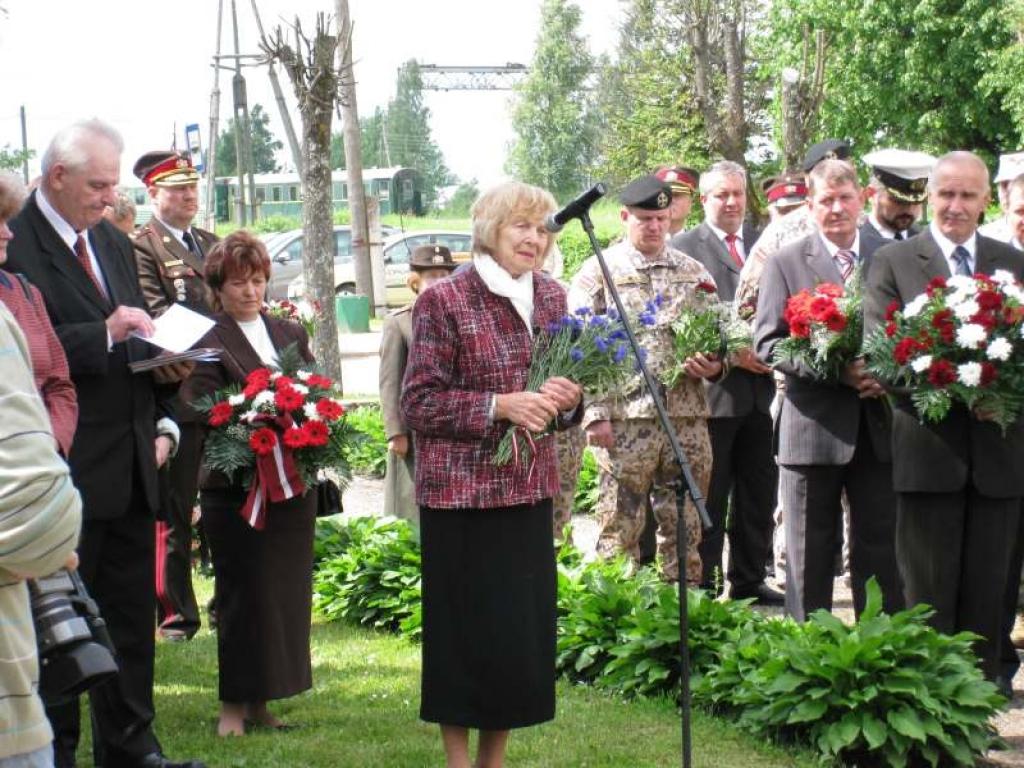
[474,254,535,336]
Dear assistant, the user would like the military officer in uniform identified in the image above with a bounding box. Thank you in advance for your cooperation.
[762,174,807,222]
[131,150,218,641]
[861,148,934,242]
[379,245,458,526]
[568,175,722,584]
[653,165,700,236]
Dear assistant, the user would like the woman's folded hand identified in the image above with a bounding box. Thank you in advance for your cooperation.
[538,376,583,412]
[495,391,560,432]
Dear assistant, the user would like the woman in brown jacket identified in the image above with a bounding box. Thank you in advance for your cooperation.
[181,231,315,737]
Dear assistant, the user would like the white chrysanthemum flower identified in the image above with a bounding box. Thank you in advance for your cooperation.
[987,337,1013,362]
[293,383,309,395]
[910,355,933,373]
[993,269,1016,286]
[269,371,282,381]
[228,393,246,406]
[953,299,980,320]
[957,362,982,387]
[947,275,977,292]
[252,391,275,409]
[946,289,973,307]
[296,370,312,381]
[295,300,316,320]
[903,294,929,318]
[956,323,988,349]
[1004,285,1024,304]
[303,403,319,421]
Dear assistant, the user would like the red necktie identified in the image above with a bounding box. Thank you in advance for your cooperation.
[74,234,108,299]
[725,233,743,268]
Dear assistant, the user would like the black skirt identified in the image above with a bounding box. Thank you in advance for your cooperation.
[200,487,316,702]
[419,499,557,730]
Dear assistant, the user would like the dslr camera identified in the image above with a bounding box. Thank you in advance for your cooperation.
[27,569,118,705]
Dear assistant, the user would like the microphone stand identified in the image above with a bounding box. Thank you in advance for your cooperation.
[575,210,712,768]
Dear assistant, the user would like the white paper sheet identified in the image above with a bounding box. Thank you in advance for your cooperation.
[138,303,215,353]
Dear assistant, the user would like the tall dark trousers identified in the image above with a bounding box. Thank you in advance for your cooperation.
[779,422,903,622]
[1000,506,1024,682]
[698,411,777,592]
[155,422,202,637]
[898,488,1020,681]
[50,502,162,768]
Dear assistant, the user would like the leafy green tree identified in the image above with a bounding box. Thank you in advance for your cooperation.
[330,108,386,169]
[506,0,598,201]
[763,0,1019,157]
[980,0,1024,148]
[0,145,31,172]
[382,61,452,208]
[215,103,283,176]
[437,179,480,217]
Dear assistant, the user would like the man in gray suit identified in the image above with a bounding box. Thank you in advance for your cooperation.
[671,161,780,603]
[755,158,903,621]
[864,151,1024,687]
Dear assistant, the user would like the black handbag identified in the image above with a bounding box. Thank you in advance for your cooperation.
[315,478,342,518]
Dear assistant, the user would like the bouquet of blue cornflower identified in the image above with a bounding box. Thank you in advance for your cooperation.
[662,281,752,388]
[493,307,638,466]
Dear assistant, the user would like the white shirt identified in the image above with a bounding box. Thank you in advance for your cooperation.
[868,211,910,241]
[156,217,199,253]
[1012,237,1023,253]
[818,231,862,275]
[706,220,746,261]
[929,221,977,275]
[236,317,279,367]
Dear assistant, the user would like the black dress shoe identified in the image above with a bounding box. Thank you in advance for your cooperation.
[729,583,785,606]
[134,753,208,768]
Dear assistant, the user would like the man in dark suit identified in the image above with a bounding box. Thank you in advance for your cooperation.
[132,150,218,643]
[6,120,205,768]
[860,149,934,243]
[755,158,903,621]
[671,160,781,603]
[864,151,1024,689]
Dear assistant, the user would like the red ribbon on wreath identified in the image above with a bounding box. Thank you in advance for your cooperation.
[240,414,307,530]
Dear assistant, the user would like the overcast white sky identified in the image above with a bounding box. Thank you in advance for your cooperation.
[0,0,621,190]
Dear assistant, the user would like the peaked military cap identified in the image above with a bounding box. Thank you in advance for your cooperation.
[802,139,852,173]
[133,150,200,187]
[619,175,672,210]
[764,174,808,208]
[863,148,935,204]
[995,151,1024,184]
[410,244,457,272]
[654,166,699,196]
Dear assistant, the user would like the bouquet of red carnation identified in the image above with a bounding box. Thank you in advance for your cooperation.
[265,298,319,339]
[864,272,1024,432]
[193,343,354,528]
[773,277,863,380]
[492,307,639,466]
[662,281,752,388]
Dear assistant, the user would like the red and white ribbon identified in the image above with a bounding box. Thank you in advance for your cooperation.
[240,416,307,530]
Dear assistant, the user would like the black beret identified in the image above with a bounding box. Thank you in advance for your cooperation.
[619,175,672,210]
[802,139,852,173]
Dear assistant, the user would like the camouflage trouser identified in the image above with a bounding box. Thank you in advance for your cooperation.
[591,417,711,584]
[552,424,586,544]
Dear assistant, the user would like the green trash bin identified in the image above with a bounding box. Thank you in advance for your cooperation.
[335,294,371,333]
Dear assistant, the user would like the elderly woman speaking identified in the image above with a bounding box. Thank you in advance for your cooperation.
[402,181,582,768]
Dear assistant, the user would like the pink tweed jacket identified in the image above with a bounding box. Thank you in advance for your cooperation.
[401,265,570,509]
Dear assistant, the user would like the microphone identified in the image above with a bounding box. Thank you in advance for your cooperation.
[544,183,608,233]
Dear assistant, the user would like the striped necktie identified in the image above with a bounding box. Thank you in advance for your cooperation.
[835,249,856,281]
[953,245,972,276]
[74,234,108,299]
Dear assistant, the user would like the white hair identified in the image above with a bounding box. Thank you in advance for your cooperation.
[699,160,747,196]
[41,119,124,175]
[926,151,990,193]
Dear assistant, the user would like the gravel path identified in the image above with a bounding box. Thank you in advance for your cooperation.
[341,475,1024,766]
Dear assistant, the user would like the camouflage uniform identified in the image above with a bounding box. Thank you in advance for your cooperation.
[552,424,585,543]
[568,239,717,583]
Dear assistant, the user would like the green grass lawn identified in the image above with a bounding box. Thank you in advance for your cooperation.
[74,578,818,767]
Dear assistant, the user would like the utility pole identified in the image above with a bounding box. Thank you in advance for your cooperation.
[250,0,304,180]
[18,106,28,184]
[205,0,224,229]
[230,0,258,224]
[335,0,374,305]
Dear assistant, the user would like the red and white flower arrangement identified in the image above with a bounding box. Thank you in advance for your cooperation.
[266,298,319,338]
[773,278,863,379]
[865,271,1024,432]
[195,344,353,528]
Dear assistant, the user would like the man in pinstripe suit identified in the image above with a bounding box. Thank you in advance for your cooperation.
[754,159,903,622]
